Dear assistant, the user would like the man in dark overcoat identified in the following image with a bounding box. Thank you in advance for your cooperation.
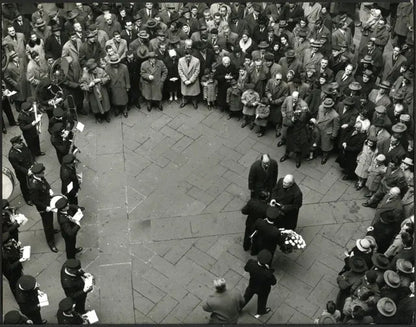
[60,154,81,205]
[17,102,44,158]
[241,195,269,251]
[270,174,303,230]
[15,275,46,324]
[241,249,277,318]
[248,154,278,199]
[140,51,168,111]
[265,72,289,137]
[105,54,130,117]
[214,55,238,112]
[8,136,34,205]
[123,50,141,109]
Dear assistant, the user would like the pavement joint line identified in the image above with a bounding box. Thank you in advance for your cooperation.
[97,206,122,211]
[99,262,132,267]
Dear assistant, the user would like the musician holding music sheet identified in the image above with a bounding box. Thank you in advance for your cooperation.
[17,101,44,158]
[60,154,81,205]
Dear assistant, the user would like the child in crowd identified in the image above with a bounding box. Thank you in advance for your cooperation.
[226,79,243,120]
[201,68,218,110]
[241,83,259,130]
[314,300,341,324]
[306,118,320,161]
[355,136,378,190]
[254,97,270,137]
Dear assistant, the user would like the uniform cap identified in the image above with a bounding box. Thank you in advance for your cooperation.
[31,163,45,174]
[257,249,272,265]
[65,259,81,270]
[59,297,74,312]
[18,275,36,291]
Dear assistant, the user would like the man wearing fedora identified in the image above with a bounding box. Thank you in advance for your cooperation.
[8,135,34,205]
[3,50,28,112]
[121,19,137,47]
[377,124,407,163]
[149,29,168,52]
[241,249,276,319]
[336,96,359,148]
[99,13,122,41]
[371,186,404,226]
[105,31,128,61]
[106,53,130,117]
[15,275,46,324]
[278,49,302,82]
[33,17,52,42]
[140,51,168,111]
[316,97,340,164]
[382,45,407,83]
[202,278,244,324]
[369,80,392,108]
[302,40,324,73]
[78,30,106,67]
[44,25,65,60]
[391,69,413,108]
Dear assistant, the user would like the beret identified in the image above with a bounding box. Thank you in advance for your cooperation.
[31,163,45,174]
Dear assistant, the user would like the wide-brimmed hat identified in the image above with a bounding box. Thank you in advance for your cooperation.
[349,256,368,273]
[323,98,335,108]
[59,297,74,312]
[360,55,373,64]
[55,196,69,210]
[349,81,362,91]
[51,24,61,32]
[310,40,321,48]
[136,46,149,59]
[318,313,336,324]
[383,270,400,288]
[258,41,269,49]
[145,18,159,29]
[133,13,143,21]
[285,49,295,58]
[371,253,389,270]
[67,10,79,20]
[34,18,46,28]
[391,122,407,133]
[169,35,180,44]
[399,114,410,122]
[65,258,81,270]
[10,135,23,144]
[169,12,180,24]
[344,97,355,106]
[377,297,397,317]
[147,52,156,58]
[396,258,413,274]
[109,54,121,64]
[375,154,386,162]
[356,238,372,253]
[363,69,373,77]
[63,154,76,164]
[402,157,413,166]
[85,58,98,71]
[86,30,97,38]
[378,80,391,89]
[375,105,387,114]
[138,30,150,39]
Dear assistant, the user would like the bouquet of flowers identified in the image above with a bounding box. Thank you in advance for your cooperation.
[278,229,306,254]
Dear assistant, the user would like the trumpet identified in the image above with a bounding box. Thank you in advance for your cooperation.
[33,100,42,134]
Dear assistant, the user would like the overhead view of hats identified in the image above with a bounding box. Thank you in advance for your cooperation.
[136,46,149,59]
[356,238,372,253]
[109,54,121,64]
[65,258,81,270]
[10,135,23,144]
[360,55,373,64]
[67,9,79,20]
[399,113,411,122]
[145,18,159,29]
[285,49,295,58]
[391,122,407,133]
[85,58,98,71]
[343,97,355,106]
[31,163,45,174]
[137,30,150,39]
[375,105,387,114]
[363,69,373,77]
[297,30,307,38]
[401,157,413,166]
[55,196,69,210]
[59,297,74,312]
[323,98,335,108]
[348,256,368,273]
[371,253,389,270]
[383,270,400,288]
[258,41,269,49]
[349,81,362,91]
[377,80,391,89]
[375,154,386,162]
[396,259,413,274]
[266,206,280,221]
[377,297,397,317]
[34,18,46,28]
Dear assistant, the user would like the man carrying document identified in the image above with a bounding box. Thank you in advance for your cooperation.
[56,196,83,259]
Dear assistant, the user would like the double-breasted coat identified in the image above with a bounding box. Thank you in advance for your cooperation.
[105,63,130,106]
[265,79,289,125]
[62,39,82,64]
[336,128,367,175]
[316,106,340,152]
[286,110,311,155]
[381,53,407,83]
[178,56,201,96]
[79,68,111,114]
[241,89,260,116]
[26,59,49,95]
[140,59,168,101]
[248,159,278,196]
[214,63,238,108]
[4,60,28,102]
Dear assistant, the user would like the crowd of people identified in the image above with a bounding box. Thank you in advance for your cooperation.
[1,1,414,324]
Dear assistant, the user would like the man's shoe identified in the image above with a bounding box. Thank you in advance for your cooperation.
[96,117,102,124]
[277,141,285,147]
[257,132,264,137]
[114,111,119,117]
[280,155,289,162]
[342,175,353,181]
[147,105,152,112]
[158,104,163,111]
[180,102,186,108]
[254,307,271,319]
[193,102,198,109]
[49,245,58,253]
[26,200,33,206]
[249,123,254,130]
[362,202,376,208]
[241,121,248,128]
[227,114,232,120]
[75,247,83,253]
[105,116,111,123]
[321,157,328,165]
[36,152,46,156]
[41,320,47,324]
[123,112,128,118]
[296,161,301,168]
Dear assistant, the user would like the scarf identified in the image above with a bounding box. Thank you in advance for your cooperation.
[239,37,252,53]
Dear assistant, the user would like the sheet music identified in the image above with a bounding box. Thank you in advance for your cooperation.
[82,310,99,324]
[67,182,74,193]
[76,121,85,132]
[38,292,49,307]
[72,210,84,223]
[21,246,31,261]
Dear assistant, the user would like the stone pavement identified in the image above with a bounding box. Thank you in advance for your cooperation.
[2,99,376,324]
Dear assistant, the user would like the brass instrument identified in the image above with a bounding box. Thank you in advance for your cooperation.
[32,100,42,134]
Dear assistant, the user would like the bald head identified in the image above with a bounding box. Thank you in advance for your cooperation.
[222,56,230,66]
[283,175,294,188]
[261,154,271,169]
[388,187,401,198]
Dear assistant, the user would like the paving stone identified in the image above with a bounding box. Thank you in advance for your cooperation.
[147,295,178,323]
[133,290,156,315]
[285,291,320,318]
[171,292,201,322]
[268,302,296,323]
[151,216,192,241]
[134,309,157,324]
[133,277,166,304]
[185,245,216,270]
[164,239,194,264]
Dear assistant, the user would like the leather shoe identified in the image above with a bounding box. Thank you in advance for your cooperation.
[280,155,289,162]
[41,320,47,324]
[180,102,186,108]
[26,200,33,206]
[227,115,232,120]
[362,202,376,208]
[241,121,248,128]
[277,141,285,147]
[296,161,301,168]
[123,112,128,118]
[193,102,198,109]
[342,175,352,181]
[275,132,281,138]
[159,105,163,111]
[49,246,58,253]
[321,157,328,165]
[257,132,264,137]
[36,152,46,156]
[147,105,151,112]
[75,247,83,253]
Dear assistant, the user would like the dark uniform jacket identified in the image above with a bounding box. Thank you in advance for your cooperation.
[8,145,34,176]
[252,218,282,255]
[28,177,51,212]
[58,210,80,240]
[60,266,87,300]
[18,111,38,138]
[60,165,80,197]
[15,287,40,316]
[244,259,277,294]
[57,310,84,324]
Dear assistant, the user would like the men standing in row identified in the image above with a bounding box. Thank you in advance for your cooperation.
[8,135,34,205]
[27,163,58,252]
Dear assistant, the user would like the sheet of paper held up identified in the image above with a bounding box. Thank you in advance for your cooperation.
[72,210,83,223]
[12,213,28,226]
[38,292,49,307]
[83,310,99,324]
[76,121,85,132]
[67,182,74,193]
[21,246,31,261]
